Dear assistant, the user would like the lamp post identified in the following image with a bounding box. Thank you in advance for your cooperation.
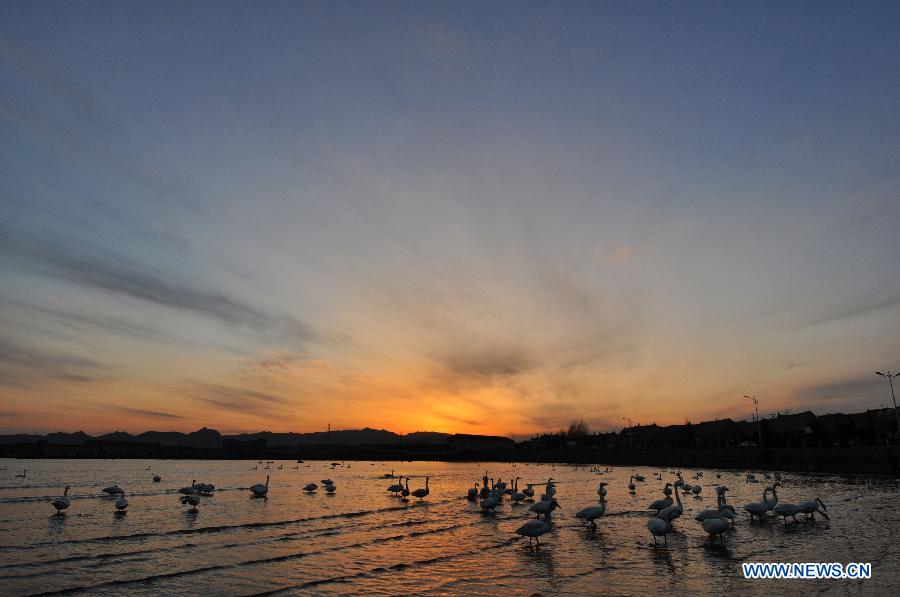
[745,395,761,447]
[876,371,900,432]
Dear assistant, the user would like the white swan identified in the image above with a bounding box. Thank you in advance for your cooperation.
[411,477,430,501]
[744,484,779,521]
[691,485,702,496]
[575,483,607,529]
[387,477,404,497]
[115,491,128,512]
[303,482,318,492]
[480,492,502,512]
[250,475,270,497]
[325,482,336,494]
[180,480,198,495]
[401,478,410,500]
[51,486,71,514]
[320,479,333,486]
[529,498,561,520]
[701,516,729,542]
[523,483,535,500]
[102,484,124,496]
[773,502,802,524]
[657,482,683,524]
[628,475,636,493]
[798,498,829,521]
[647,511,675,545]
[467,483,479,501]
[181,491,200,512]
[648,483,673,513]
[516,519,552,544]
[510,479,526,504]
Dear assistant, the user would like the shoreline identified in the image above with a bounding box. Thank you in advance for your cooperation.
[3,444,899,476]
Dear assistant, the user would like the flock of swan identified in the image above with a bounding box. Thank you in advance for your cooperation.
[39,464,864,549]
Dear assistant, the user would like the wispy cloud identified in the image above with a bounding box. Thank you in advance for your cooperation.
[115,406,185,420]
[0,233,320,343]
[0,334,109,386]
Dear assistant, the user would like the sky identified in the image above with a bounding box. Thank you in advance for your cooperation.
[1,1,899,436]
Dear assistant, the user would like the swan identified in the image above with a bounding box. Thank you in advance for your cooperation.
[467,483,479,500]
[325,483,336,494]
[480,492,502,512]
[647,511,675,545]
[102,484,124,496]
[764,482,782,510]
[411,477,429,500]
[516,519,552,544]
[648,483,673,513]
[680,482,693,493]
[696,487,732,522]
[321,479,333,486]
[303,482,318,492]
[628,475,636,493]
[181,491,200,512]
[798,498,829,521]
[194,482,214,495]
[401,478,410,500]
[540,479,556,501]
[634,474,646,482]
[529,498,561,520]
[180,481,198,495]
[523,483,535,500]
[115,491,128,512]
[152,475,161,483]
[250,475,270,497]
[575,483,607,529]
[51,486,71,514]
[744,485,778,521]
[16,470,26,478]
[774,502,803,524]
[382,470,395,479]
[510,479,526,504]
[657,482,683,524]
[506,477,521,497]
[691,485,702,496]
[387,477,404,496]
[701,516,729,542]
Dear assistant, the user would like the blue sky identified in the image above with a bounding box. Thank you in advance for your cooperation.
[1,1,899,434]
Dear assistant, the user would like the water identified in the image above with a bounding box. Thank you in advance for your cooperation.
[0,459,897,595]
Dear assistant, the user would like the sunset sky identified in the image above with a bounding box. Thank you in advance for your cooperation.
[2,2,899,436]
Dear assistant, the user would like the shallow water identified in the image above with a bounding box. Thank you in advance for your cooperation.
[0,459,897,595]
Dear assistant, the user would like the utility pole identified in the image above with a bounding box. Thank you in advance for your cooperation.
[745,395,762,447]
[876,371,900,433]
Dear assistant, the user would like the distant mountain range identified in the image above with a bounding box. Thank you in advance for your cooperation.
[0,427,452,448]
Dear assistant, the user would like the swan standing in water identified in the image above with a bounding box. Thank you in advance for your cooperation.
[647,510,676,545]
[657,482,683,525]
[774,502,803,524]
[411,477,429,501]
[648,483,673,514]
[516,519,552,545]
[181,491,200,512]
[529,498,561,520]
[250,475,270,498]
[510,479,526,504]
[701,515,729,543]
[51,486,71,514]
[628,475,636,494]
[744,484,780,521]
[401,478,410,501]
[523,483,535,500]
[115,491,128,512]
[324,482,336,494]
[467,483,479,501]
[387,477,404,497]
[303,482,318,493]
[798,498,829,521]
[575,483,607,530]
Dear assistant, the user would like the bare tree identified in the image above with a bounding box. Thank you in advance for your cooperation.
[566,419,590,438]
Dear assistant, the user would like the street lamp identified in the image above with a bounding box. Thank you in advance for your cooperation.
[876,371,900,432]
[745,395,762,447]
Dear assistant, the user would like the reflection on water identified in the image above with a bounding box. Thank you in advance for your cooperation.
[0,459,897,595]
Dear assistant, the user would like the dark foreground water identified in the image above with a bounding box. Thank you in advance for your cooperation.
[0,459,897,595]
